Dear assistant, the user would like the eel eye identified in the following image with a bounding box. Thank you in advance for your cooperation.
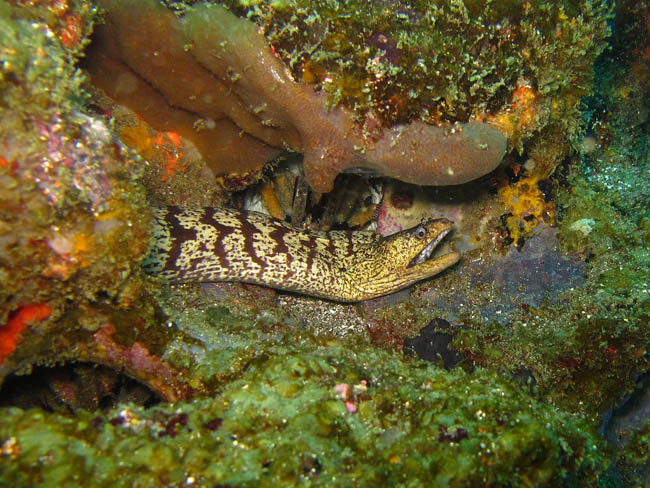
[414,225,427,239]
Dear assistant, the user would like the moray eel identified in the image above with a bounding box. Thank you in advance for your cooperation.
[143,206,460,302]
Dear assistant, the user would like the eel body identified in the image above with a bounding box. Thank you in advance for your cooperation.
[143,206,460,302]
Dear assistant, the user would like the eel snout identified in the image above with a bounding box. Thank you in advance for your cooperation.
[408,218,457,268]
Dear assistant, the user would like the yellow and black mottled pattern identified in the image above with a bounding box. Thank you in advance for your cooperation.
[143,207,460,302]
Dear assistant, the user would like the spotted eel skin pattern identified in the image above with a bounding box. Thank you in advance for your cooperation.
[143,206,460,302]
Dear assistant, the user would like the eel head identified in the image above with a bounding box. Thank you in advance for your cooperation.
[347,218,460,300]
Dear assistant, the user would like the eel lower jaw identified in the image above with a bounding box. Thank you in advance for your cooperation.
[426,250,461,271]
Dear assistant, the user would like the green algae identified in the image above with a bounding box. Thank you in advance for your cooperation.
[0,341,608,486]
[416,2,650,423]
[0,2,86,120]
[616,420,650,486]
[0,0,151,311]
[214,0,611,138]
[442,143,650,416]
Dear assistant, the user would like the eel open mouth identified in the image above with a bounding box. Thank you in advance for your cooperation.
[407,225,453,268]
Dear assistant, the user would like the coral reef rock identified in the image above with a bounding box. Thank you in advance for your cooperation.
[86,0,508,192]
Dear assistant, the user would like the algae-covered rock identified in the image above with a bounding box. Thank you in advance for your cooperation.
[0,1,157,388]
[0,0,150,312]
[0,342,607,486]
[0,1,646,486]
[84,0,613,191]
[87,0,508,193]
[228,0,610,125]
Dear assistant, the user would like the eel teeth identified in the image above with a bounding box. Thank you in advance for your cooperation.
[408,228,451,267]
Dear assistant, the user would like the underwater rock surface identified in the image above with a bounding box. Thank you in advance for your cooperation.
[0,340,606,486]
[87,0,508,192]
[1,0,649,486]
[84,0,611,189]
[425,226,586,324]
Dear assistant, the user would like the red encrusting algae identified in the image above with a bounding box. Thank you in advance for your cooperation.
[0,304,52,363]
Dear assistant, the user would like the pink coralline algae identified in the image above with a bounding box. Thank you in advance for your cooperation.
[29,113,115,212]
[92,325,197,402]
[88,0,507,193]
